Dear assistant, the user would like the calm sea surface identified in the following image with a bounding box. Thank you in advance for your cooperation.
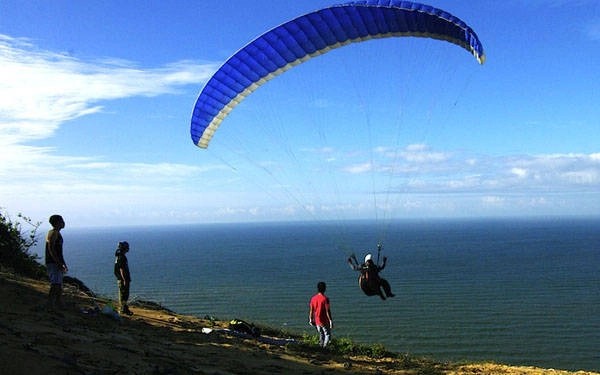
[33,218,599,372]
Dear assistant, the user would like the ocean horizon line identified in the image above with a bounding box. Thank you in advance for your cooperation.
[60,214,600,231]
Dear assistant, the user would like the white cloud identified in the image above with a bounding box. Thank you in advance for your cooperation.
[0,34,215,145]
[505,154,600,189]
[510,168,528,178]
[0,36,214,164]
[321,143,600,207]
[343,162,372,174]
[399,143,452,163]
[481,196,505,206]
[366,147,600,197]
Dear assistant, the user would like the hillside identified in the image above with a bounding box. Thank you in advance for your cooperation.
[1,271,597,375]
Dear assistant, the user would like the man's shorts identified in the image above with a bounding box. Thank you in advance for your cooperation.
[47,263,64,284]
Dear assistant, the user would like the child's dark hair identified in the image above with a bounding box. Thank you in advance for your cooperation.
[49,214,63,227]
[317,281,326,293]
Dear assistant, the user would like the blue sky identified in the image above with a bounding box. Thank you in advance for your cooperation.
[1,0,599,228]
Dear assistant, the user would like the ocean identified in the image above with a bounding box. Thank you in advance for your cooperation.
[32,217,599,372]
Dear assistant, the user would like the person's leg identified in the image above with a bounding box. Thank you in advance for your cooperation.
[47,284,57,309]
[122,283,132,314]
[380,279,395,298]
[47,264,63,309]
[55,283,64,308]
[316,325,325,347]
[118,280,126,312]
[363,277,385,298]
[322,326,331,348]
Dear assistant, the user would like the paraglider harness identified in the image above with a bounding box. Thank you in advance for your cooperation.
[228,318,261,338]
[350,243,384,296]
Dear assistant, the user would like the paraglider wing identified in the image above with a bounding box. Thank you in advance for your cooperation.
[191,0,485,149]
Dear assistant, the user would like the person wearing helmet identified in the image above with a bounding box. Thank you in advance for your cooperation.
[347,251,395,300]
[114,241,133,315]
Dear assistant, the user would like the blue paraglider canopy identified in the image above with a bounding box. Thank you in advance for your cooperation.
[190,0,485,149]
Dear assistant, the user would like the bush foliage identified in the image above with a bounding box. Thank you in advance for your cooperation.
[0,210,46,279]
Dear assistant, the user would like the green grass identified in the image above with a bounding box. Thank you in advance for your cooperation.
[287,330,449,374]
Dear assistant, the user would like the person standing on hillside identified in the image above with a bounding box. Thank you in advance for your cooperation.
[114,241,133,315]
[45,214,67,310]
[309,281,333,348]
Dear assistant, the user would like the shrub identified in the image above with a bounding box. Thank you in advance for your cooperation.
[300,333,392,359]
[0,210,45,279]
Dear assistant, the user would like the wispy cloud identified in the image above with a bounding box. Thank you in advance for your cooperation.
[0,34,215,145]
[334,143,599,197]
[0,35,215,172]
[371,146,600,195]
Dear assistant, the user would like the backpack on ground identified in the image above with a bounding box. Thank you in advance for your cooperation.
[228,318,261,337]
